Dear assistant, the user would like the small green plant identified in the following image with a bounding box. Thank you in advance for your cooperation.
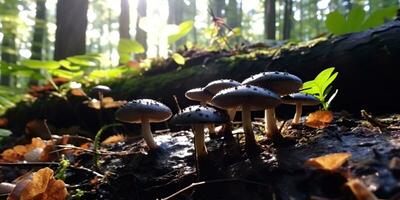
[326,6,397,35]
[93,123,123,169]
[0,128,12,144]
[301,67,339,110]
[55,155,70,181]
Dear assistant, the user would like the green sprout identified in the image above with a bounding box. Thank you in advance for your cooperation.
[93,123,123,169]
[55,155,70,181]
[301,67,339,110]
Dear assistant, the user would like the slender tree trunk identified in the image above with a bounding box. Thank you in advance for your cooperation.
[190,0,197,44]
[226,0,239,28]
[168,0,185,48]
[135,0,147,59]
[283,0,293,40]
[264,0,276,40]
[211,0,225,18]
[31,0,47,60]
[54,0,88,60]
[119,0,130,39]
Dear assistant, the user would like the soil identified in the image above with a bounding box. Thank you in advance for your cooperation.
[1,112,400,200]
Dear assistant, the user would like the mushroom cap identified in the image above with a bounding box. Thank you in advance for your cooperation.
[204,79,241,95]
[242,71,303,95]
[91,85,111,94]
[184,88,213,103]
[115,99,172,123]
[282,93,320,106]
[171,105,229,125]
[211,85,281,111]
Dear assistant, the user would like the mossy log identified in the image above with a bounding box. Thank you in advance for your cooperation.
[3,19,400,135]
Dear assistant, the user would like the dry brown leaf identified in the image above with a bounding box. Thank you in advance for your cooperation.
[346,179,378,200]
[101,134,125,145]
[84,97,126,110]
[306,152,351,171]
[305,110,334,129]
[1,138,49,162]
[7,168,67,200]
[70,88,87,97]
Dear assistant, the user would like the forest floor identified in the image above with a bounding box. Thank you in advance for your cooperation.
[1,111,400,200]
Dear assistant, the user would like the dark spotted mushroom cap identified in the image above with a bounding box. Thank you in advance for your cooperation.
[115,99,172,123]
[211,85,281,111]
[91,85,111,94]
[204,79,241,95]
[185,88,213,103]
[242,71,303,95]
[171,105,229,125]
[282,93,320,106]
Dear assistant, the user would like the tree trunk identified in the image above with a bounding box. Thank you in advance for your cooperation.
[264,0,276,40]
[31,0,47,60]
[168,0,185,48]
[282,0,293,40]
[0,0,18,85]
[119,0,130,39]
[211,0,225,18]
[135,0,147,59]
[190,0,197,44]
[226,0,239,28]
[54,0,88,60]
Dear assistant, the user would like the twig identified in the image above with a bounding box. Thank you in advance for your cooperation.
[172,95,181,113]
[54,145,141,156]
[0,162,104,178]
[44,119,60,158]
[161,178,270,200]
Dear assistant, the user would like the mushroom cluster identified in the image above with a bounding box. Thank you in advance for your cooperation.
[111,71,319,155]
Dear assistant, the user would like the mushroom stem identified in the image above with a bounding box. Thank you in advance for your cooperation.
[141,118,158,149]
[227,108,236,121]
[0,182,15,194]
[265,108,279,139]
[293,103,303,124]
[200,101,216,137]
[192,124,208,157]
[242,107,257,146]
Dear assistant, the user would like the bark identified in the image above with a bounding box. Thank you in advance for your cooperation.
[135,0,147,59]
[283,0,293,40]
[119,0,130,39]
[54,0,88,60]
[31,0,47,60]
[264,0,276,40]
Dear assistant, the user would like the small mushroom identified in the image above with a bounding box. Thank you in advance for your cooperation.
[91,85,112,106]
[211,85,281,151]
[282,93,320,124]
[184,88,217,137]
[115,99,172,149]
[171,105,229,157]
[0,182,15,195]
[242,71,302,140]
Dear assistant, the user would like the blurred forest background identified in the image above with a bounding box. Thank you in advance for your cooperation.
[0,0,398,114]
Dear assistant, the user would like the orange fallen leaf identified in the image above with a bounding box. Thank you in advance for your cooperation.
[306,152,351,171]
[84,97,126,110]
[1,138,49,162]
[346,179,378,200]
[102,134,125,145]
[7,167,68,200]
[70,88,87,97]
[305,110,334,129]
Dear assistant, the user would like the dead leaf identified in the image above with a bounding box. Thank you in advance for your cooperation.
[101,134,125,145]
[346,179,378,200]
[7,167,68,200]
[1,138,49,162]
[70,88,87,97]
[84,97,126,110]
[306,152,351,171]
[305,110,334,129]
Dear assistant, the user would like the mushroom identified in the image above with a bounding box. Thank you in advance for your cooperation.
[115,99,172,149]
[242,71,302,140]
[204,79,241,120]
[170,105,229,157]
[282,93,320,124]
[0,182,15,195]
[211,85,281,151]
[184,88,218,138]
[91,85,111,107]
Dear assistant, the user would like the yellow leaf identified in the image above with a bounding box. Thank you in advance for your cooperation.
[305,110,334,128]
[346,179,378,200]
[102,134,125,145]
[306,152,351,171]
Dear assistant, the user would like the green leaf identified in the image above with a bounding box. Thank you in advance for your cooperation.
[321,72,338,94]
[118,39,145,54]
[67,56,98,67]
[314,67,335,85]
[0,128,12,138]
[21,60,60,70]
[362,6,397,29]
[325,11,347,35]
[171,53,185,65]
[50,69,84,80]
[168,20,194,44]
[347,6,366,32]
